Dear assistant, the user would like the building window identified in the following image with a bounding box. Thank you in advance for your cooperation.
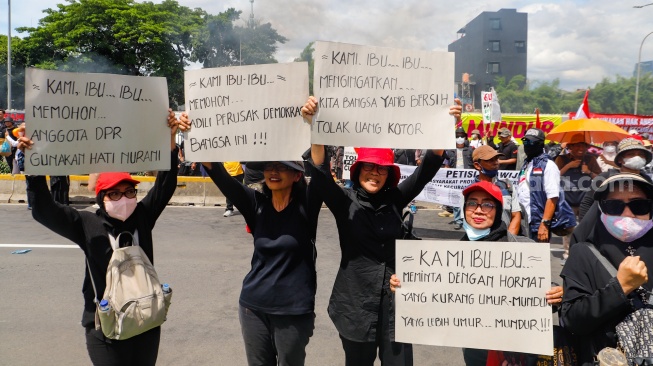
[487,62,500,74]
[489,40,501,52]
[515,41,526,53]
[490,18,501,30]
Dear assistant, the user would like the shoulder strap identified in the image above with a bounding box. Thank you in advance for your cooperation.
[86,258,100,304]
[391,205,413,235]
[585,243,618,277]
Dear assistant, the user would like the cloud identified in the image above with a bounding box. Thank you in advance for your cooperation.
[3,0,653,92]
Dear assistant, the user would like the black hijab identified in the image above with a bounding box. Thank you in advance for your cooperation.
[593,220,653,292]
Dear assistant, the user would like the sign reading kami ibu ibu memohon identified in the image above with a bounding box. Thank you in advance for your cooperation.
[25,68,170,175]
[313,41,456,149]
[395,240,554,356]
[183,62,310,162]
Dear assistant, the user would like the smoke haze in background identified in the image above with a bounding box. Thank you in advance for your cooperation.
[2,0,653,91]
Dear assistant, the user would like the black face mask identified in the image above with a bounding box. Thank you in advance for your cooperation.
[524,142,544,159]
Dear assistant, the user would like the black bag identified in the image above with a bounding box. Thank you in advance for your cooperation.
[587,243,653,365]
[392,205,420,240]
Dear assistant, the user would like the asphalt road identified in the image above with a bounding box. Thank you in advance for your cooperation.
[0,204,564,366]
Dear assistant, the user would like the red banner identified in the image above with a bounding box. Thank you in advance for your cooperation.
[569,112,653,134]
[5,111,25,122]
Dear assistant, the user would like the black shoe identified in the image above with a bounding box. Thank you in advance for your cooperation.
[448,220,456,225]
[453,223,462,230]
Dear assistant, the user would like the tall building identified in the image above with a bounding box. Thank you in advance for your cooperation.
[634,60,653,77]
[448,8,528,111]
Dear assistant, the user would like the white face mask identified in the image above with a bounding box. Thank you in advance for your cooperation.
[104,196,137,221]
[622,156,647,170]
[456,137,466,145]
[603,145,616,154]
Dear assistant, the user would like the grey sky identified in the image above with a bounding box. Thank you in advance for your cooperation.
[3,0,653,91]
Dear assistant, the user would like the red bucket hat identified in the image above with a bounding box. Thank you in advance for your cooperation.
[95,172,141,196]
[462,181,503,206]
[350,148,401,188]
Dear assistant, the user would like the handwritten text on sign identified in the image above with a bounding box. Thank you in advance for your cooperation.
[25,69,170,175]
[395,240,553,355]
[313,42,455,149]
[183,63,310,162]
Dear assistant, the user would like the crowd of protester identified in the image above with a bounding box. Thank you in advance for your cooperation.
[9,94,653,366]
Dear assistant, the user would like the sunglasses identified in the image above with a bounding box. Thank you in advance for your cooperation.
[263,163,291,172]
[360,162,390,175]
[105,188,137,201]
[464,201,496,213]
[599,199,653,216]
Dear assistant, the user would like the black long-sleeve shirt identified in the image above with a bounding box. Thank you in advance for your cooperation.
[560,243,635,365]
[205,161,325,315]
[27,148,179,329]
[310,150,443,342]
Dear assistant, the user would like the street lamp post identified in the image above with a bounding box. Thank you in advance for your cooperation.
[7,0,11,110]
[635,31,653,115]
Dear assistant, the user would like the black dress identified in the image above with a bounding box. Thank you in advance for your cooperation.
[560,222,653,365]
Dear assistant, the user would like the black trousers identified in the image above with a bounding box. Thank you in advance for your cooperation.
[85,326,160,366]
[339,291,413,366]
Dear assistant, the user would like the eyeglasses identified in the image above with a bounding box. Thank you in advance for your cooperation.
[360,162,390,175]
[464,201,496,213]
[599,199,653,216]
[105,188,137,201]
[263,163,291,172]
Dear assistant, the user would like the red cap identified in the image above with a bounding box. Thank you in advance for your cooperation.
[95,172,141,196]
[462,181,503,206]
[350,148,401,188]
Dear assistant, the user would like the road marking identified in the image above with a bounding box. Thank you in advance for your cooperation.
[0,244,78,249]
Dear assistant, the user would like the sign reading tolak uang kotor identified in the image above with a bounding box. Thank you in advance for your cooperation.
[25,68,170,175]
[183,62,310,162]
[313,42,455,149]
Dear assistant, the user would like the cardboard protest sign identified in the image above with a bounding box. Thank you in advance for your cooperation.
[183,63,310,162]
[313,41,455,149]
[25,68,170,174]
[395,240,553,355]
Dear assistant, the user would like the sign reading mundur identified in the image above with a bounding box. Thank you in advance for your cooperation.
[395,240,554,356]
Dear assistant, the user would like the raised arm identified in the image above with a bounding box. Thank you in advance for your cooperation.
[138,109,186,224]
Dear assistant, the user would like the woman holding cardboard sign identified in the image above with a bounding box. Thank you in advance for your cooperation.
[179,111,328,366]
[389,181,563,366]
[301,96,457,366]
[18,109,188,366]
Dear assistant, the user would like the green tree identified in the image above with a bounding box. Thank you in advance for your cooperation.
[0,35,27,109]
[17,0,205,107]
[235,20,287,65]
[294,42,314,94]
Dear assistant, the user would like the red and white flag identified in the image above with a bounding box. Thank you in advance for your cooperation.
[574,89,590,119]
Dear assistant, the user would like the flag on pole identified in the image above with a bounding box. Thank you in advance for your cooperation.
[574,89,590,119]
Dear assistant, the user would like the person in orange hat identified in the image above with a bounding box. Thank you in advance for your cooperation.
[18,109,188,366]
[302,96,458,366]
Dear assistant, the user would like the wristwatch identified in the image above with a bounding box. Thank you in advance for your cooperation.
[541,219,552,227]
